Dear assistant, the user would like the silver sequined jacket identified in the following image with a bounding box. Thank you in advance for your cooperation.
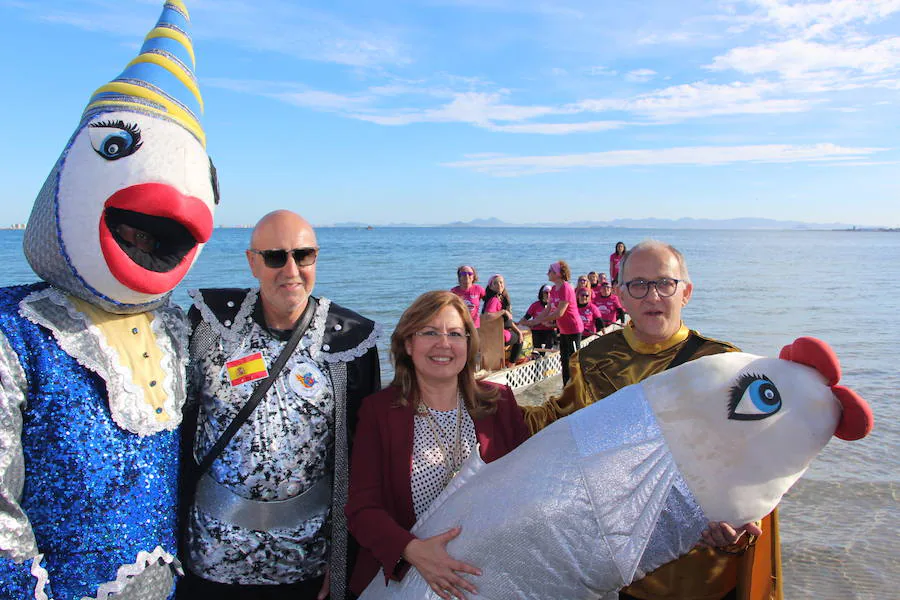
[182,288,380,597]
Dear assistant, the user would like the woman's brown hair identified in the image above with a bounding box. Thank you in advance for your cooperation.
[390,290,499,417]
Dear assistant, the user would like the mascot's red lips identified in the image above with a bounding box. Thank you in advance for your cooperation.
[99,183,213,294]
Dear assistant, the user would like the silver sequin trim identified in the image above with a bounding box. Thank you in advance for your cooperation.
[31,554,50,600]
[88,546,179,600]
[0,332,38,561]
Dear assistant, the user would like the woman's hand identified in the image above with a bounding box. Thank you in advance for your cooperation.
[402,527,481,599]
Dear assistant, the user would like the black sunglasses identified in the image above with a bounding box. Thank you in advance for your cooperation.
[249,247,319,268]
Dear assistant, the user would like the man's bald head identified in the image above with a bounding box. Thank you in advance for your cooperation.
[250,210,317,250]
[246,210,319,330]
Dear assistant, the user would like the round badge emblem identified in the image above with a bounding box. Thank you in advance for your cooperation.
[289,361,327,398]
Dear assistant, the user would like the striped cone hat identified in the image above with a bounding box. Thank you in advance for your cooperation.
[82,0,205,147]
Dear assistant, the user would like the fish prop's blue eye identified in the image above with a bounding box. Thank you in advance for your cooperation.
[728,372,782,421]
[88,120,143,161]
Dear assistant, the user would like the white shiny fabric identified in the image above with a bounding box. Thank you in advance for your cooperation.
[360,384,706,599]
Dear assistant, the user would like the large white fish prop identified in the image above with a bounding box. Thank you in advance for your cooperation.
[360,337,873,600]
[0,2,217,599]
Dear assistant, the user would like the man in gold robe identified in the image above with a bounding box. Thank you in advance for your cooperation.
[524,240,781,600]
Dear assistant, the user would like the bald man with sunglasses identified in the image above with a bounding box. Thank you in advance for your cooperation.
[179,210,381,600]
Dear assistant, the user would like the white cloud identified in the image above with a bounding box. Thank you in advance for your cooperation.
[487,121,628,134]
[272,90,374,111]
[443,143,887,176]
[15,0,410,68]
[709,38,900,78]
[575,80,814,120]
[625,69,657,83]
[748,0,900,40]
[588,66,618,76]
[350,92,558,126]
[637,30,708,45]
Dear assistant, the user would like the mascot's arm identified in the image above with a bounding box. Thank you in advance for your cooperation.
[522,357,589,434]
[0,332,53,599]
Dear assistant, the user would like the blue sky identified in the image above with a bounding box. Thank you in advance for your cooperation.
[1,0,898,227]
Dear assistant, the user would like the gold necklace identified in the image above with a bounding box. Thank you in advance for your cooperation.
[417,392,464,485]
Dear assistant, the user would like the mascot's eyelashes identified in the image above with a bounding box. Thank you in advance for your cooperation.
[728,372,782,421]
[88,119,143,161]
[209,158,220,205]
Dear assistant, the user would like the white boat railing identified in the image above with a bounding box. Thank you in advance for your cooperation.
[480,324,622,392]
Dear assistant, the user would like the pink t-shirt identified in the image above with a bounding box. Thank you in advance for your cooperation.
[550,283,583,335]
[523,301,553,331]
[451,284,486,327]
[609,252,624,282]
[594,294,624,326]
[577,302,603,334]
[483,296,512,343]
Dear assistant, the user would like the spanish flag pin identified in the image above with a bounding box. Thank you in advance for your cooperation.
[225,352,269,386]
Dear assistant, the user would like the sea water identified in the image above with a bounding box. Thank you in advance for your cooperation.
[1,227,896,598]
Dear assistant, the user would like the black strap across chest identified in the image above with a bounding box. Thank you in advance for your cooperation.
[665,333,703,371]
[195,297,318,476]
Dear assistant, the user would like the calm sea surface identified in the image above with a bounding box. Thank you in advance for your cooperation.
[1,227,896,598]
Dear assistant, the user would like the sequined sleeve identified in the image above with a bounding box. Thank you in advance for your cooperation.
[0,330,47,597]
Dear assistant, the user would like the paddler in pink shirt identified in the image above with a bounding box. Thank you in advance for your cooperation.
[530,260,584,384]
[450,264,486,327]
[595,280,626,328]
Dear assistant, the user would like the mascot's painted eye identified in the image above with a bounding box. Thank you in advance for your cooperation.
[88,120,143,161]
[728,372,782,421]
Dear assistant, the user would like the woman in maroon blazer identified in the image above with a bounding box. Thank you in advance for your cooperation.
[345,291,530,599]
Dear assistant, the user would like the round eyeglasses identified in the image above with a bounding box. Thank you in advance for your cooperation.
[413,330,470,344]
[623,277,681,299]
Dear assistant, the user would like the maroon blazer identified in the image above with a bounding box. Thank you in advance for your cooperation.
[345,382,530,595]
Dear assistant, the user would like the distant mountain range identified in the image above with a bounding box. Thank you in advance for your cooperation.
[330,217,874,230]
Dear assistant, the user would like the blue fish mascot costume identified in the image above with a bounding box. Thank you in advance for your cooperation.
[0,2,217,598]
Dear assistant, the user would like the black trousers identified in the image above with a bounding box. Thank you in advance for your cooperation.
[506,327,523,363]
[531,329,555,350]
[558,332,582,385]
[176,570,327,600]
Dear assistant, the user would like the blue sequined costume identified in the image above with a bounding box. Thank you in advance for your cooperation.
[0,284,186,600]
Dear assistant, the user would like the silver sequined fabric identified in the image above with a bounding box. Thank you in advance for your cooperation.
[0,330,36,561]
[186,292,336,585]
[359,383,706,600]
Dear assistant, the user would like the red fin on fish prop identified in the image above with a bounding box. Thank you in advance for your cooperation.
[779,336,840,384]
[780,337,873,441]
[830,385,873,441]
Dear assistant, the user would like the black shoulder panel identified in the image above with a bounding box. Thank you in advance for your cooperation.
[322,301,378,354]
[192,288,253,326]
